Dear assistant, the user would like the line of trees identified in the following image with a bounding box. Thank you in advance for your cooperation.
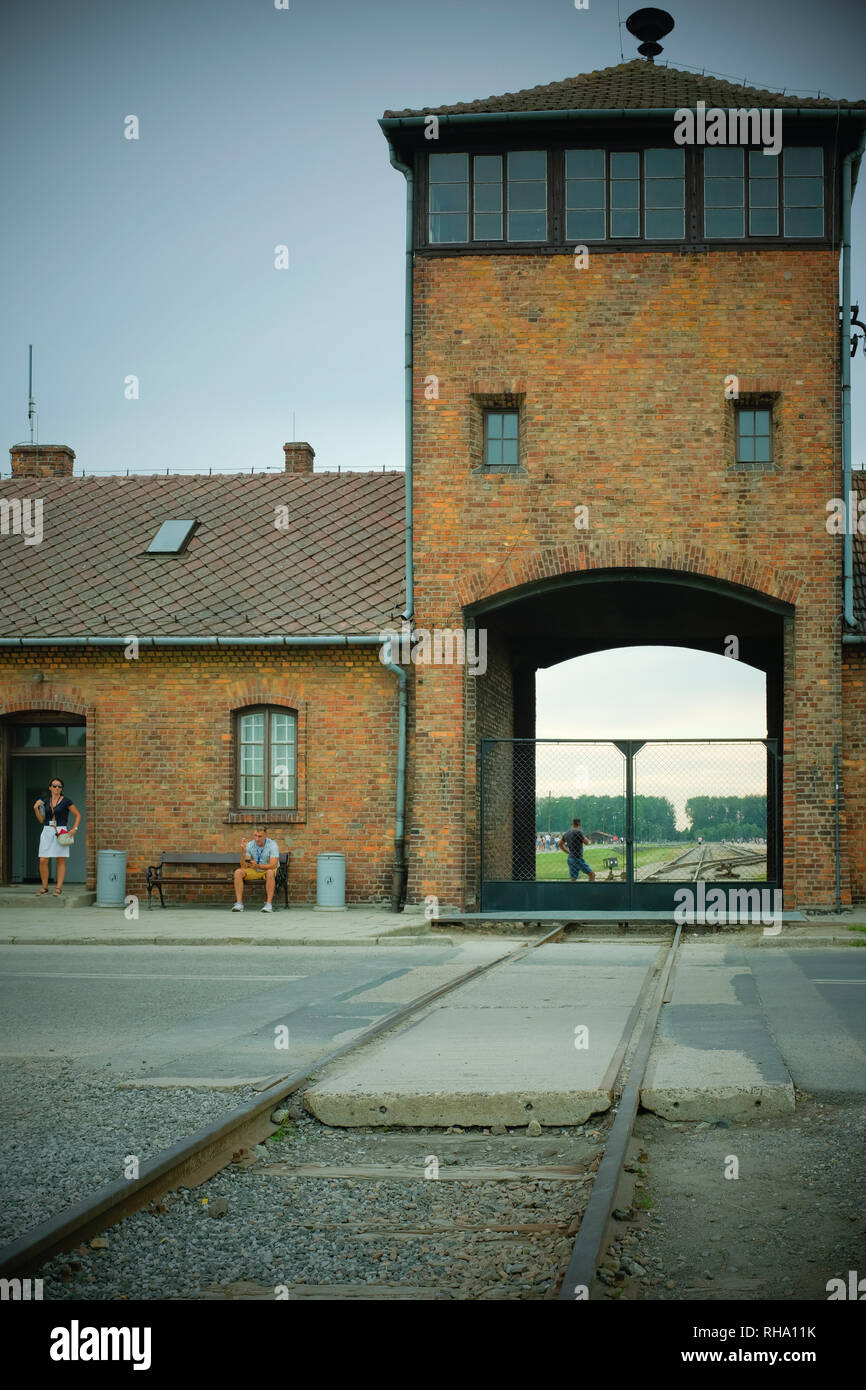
[685,795,767,840]
[535,794,767,841]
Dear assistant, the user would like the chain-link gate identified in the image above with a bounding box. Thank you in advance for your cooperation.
[479,738,779,911]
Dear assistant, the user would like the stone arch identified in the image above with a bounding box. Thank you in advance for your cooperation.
[457,537,805,611]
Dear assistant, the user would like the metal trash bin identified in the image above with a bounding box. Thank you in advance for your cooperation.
[96,849,127,908]
[316,852,346,910]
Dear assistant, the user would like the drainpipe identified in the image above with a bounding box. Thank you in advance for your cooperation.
[380,134,415,910]
[842,131,866,630]
[380,638,409,911]
[383,136,415,623]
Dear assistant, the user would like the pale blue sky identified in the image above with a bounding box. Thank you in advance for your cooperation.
[1,0,864,475]
[1,0,862,732]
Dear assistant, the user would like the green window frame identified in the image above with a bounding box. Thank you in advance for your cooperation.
[705,147,823,239]
[566,149,684,241]
[484,410,519,468]
[736,406,773,464]
[236,707,297,811]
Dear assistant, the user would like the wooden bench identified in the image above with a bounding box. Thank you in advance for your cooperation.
[145,852,290,910]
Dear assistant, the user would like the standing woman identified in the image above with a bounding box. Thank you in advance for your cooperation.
[33,778,81,896]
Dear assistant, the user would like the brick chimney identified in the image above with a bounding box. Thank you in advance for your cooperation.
[10,444,75,478]
[283,441,315,474]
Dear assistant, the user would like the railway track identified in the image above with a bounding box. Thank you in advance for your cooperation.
[0,924,683,1301]
[641,840,767,883]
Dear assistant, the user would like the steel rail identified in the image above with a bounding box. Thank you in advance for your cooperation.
[556,923,683,1301]
[0,925,566,1279]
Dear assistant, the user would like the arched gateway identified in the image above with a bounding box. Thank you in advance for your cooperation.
[464,564,792,913]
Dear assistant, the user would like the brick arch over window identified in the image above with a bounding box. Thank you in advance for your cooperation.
[0,691,97,887]
[456,537,804,611]
[225,690,307,826]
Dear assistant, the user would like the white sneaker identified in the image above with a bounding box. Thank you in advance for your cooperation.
[232,902,244,912]
[261,902,273,912]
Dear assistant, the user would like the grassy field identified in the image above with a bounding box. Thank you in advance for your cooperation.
[533,842,691,880]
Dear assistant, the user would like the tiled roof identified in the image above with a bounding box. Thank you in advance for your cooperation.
[383,59,866,119]
[853,471,866,633]
[0,473,405,640]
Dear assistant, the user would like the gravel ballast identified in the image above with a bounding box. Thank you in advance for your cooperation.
[0,1059,259,1245]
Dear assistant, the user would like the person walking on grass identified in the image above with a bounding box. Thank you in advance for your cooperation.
[232,826,280,912]
[558,817,596,882]
[33,778,82,896]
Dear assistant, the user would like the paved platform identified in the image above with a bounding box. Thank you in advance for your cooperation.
[305,943,663,1127]
[640,942,796,1120]
[305,940,800,1127]
[0,899,441,947]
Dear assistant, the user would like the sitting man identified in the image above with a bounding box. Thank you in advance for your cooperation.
[233,826,280,912]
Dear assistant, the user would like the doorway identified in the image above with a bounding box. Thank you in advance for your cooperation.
[7,720,86,884]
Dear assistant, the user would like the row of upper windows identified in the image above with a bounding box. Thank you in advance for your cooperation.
[427,147,825,244]
[482,406,773,469]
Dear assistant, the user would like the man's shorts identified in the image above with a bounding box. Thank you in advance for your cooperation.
[243,867,268,880]
[567,854,593,879]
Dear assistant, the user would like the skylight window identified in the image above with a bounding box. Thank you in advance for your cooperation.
[146,520,198,553]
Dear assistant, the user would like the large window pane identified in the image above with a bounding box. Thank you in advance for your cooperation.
[644,178,684,208]
[784,147,823,176]
[508,150,545,180]
[784,207,823,237]
[566,149,604,178]
[474,212,501,239]
[644,148,684,177]
[429,153,468,243]
[429,183,468,213]
[610,209,640,238]
[474,154,501,181]
[429,153,468,181]
[473,155,502,240]
[474,181,502,212]
[705,208,745,237]
[507,210,546,240]
[705,178,743,207]
[566,209,605,240]
[750,207,778,235]
[704,148,743,176]
[611,180,639,209]
[645,208,684,238]
[508,181,546,211]
[568,179,605,209]
[429,213,469,243]
[610,152,639,179]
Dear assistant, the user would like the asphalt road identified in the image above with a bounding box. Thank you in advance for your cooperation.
[0,942,863,1095]
[0,942,511,1085]
[750,948,866,1095]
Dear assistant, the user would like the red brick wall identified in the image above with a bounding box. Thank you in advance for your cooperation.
[842,648,866,905]
[0,647,400,904]
[411,248,843,909]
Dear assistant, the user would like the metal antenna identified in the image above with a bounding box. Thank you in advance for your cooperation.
[27,344,36,443]
[292,410,296,438]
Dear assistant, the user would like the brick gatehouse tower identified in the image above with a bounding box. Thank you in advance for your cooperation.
[380,46,866,914]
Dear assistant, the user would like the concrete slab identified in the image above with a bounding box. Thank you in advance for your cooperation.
[304,944,662,1128]
[641,942,796,1121]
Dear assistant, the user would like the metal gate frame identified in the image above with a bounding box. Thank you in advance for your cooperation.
[479,738,780,913]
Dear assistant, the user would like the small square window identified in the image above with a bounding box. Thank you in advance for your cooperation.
[484,410,519,468]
